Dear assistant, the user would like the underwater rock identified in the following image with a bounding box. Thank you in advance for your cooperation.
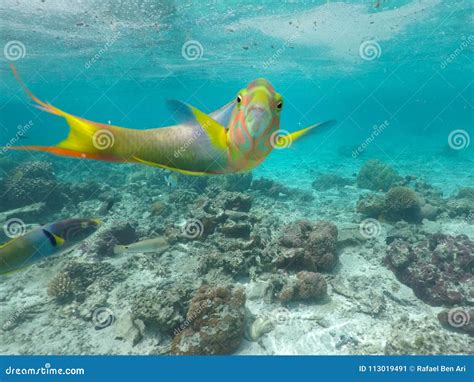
[251,177,288,198]
[455,187,474,200]
[0,202,46,223]
[357,187,422,223]
[383,187,422,223]
[312,173,353,191]
[447,197,474,219]
[385,315,471,354]
[437,308,474,336]
[49,260,118,303]
[386,233,474,306]
[150,201,170,217]
[356,193,385,218]
[357,159,403,192]
[171,285,245,355]
[87,222,138,257]
[223,173,253,192]
[277,271,327,303]
[132,285,194,335]
[115,311,145,346]
[220,220,252,238]
[274,220,338,272]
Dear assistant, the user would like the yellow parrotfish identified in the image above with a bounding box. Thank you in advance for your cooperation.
[6,65,336,176]
[0,219,100,275]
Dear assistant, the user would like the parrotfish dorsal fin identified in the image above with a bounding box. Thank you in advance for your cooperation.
[167,100,228,151]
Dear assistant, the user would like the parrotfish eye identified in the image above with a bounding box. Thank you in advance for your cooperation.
[236,95,242,104]
[81,222,88,228]
[276,101,283,111]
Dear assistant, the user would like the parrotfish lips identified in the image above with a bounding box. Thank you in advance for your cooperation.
[246,105,272,138]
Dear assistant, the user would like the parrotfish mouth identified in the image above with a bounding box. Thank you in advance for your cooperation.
[246,105,272,138]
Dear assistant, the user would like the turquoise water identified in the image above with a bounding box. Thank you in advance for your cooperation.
[0,0,473,355]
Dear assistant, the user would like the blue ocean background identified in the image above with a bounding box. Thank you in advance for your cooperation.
[1,0,472,188]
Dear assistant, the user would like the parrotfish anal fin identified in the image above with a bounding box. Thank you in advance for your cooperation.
[209,100,236,128]
[132,156,209,176]
[167,100,228,151]
[276,120,337,148]
[7,64,125,162]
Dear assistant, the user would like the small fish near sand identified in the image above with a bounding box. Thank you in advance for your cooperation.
[0,218,100,275]
[114,237,170,255]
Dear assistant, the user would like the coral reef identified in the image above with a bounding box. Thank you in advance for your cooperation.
[47,272,74,303]
[383,187,422,223]
[385,315,471,354]
[171,285,246,355]
[131,284,194,335]
[357,187,422,223]
[0,161,65,210]
[357,159,402,192]
[84,222,138,257]
[385,233,474,306]
[277,271,328,303]
[271,220,338,272]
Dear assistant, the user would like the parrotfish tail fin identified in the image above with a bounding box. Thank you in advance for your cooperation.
[5,64,125,162]
[276,120,337,149]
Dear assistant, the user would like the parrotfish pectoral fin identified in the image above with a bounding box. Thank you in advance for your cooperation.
[6,64,125,162]
[276,120,337,148]
[167,100,228,152]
